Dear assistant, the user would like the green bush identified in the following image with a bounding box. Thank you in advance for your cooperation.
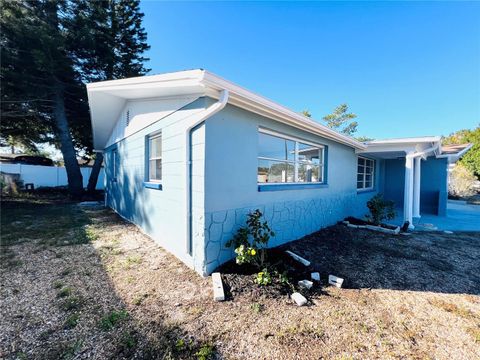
[226,209,275,267]
[366,194,395,225]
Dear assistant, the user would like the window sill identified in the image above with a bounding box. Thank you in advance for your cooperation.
[258,183,328,192]
[144,181,162,190]
[357,188,376,194]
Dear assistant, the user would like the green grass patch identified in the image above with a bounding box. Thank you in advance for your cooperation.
[60,296,84,312]
[64,313,80,329]
[57,286,73,298]
[99,310,129,331]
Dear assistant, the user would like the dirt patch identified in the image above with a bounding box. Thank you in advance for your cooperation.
[1,195,480,359]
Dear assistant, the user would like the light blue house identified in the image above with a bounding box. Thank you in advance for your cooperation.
[87,70,470,276]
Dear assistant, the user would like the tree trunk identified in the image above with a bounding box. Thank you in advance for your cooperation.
[87,152,103,193]
[53,83,84,198]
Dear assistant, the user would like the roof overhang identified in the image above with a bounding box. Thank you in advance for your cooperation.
[87,69,366,151]
[357,136,443,159]
[437,143,473,163]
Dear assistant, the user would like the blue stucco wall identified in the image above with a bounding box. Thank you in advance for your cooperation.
[201,103,381,274]
[383,157,448,215]
[104,97,210,270]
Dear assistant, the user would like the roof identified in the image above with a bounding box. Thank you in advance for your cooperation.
[440,143,472,155]
[359,136,443,159]
[437,143,473,162]
[87,69,366,151]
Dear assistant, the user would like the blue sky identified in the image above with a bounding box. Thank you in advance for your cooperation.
[140,1,480,139]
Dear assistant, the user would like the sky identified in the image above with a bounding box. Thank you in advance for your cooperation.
[140,0,480,140]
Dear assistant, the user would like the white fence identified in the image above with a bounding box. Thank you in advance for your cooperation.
[0,163,105,190]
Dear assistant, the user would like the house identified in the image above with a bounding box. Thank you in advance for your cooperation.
[86,69,471,276]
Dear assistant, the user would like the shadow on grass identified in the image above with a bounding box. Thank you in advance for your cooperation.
[1,196,219,360]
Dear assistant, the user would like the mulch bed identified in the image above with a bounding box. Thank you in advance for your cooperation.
[218,248,321,301]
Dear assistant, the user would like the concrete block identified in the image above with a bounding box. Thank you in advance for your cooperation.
[212,272,225,301]
[311,272,320,282]
[298,280,313,289]
[286,250,311,266]
[328,275,344,288]
[291,292,307,306]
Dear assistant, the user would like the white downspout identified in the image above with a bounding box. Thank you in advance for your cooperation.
[185,90,229,262]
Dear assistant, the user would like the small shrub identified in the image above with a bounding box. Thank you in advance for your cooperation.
[99,310,129,331]
[254,269,272,286]
[449,164,477,198]
[175,338,186,351]
[226,209,275,267]
[366,194,395,225]
[195,343,215,360]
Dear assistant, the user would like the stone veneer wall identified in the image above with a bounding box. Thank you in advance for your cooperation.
[202,192,368,275]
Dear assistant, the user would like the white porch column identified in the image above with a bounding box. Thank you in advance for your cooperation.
[413,157,421,218]
[403,154,415,229]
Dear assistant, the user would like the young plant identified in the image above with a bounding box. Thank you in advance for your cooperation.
[254,269,272,286]
[226,209,275,267]
[366,194,395,225]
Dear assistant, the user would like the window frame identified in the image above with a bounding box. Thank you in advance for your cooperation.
[257,128,326,185]
[357,156,375,191]
[147,132,162,183]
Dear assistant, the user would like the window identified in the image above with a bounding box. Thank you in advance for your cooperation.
[257,130,325,184]
[357,156,375,190]
[148,132,162,182]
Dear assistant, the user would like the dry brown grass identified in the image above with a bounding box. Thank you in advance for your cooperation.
[1,195,479,359]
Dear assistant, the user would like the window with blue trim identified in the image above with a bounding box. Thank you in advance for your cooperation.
[147,132,162,182]
[257,129,325,184]
[357,156,375,190]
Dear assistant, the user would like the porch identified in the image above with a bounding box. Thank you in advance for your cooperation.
[358,137,467,229]
[389,200,480,231]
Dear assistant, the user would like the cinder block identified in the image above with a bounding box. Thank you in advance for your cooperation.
[328,275,344,288]
[291,292,307,306]
[212,272,225,301]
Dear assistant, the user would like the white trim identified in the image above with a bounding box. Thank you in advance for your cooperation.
[258,127,326,149]
[365,136,441,145]
[87,69,366,151]
[356,156,375,191]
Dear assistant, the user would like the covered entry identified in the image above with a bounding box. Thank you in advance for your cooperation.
[358,137,447,229]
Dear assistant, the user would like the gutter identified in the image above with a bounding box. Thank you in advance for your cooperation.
[185,89,229,258]
[406,142,441,160]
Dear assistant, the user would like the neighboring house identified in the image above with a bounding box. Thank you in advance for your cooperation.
[87,70,471,276]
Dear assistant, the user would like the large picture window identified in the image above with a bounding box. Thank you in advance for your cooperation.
[148,132,162,182]
[357,156,375,190]
[257,130,325,184]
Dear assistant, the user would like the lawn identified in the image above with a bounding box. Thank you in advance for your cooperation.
[1,194,479,359]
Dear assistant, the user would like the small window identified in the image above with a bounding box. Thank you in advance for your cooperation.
[357,156,375,190]
[148,133,162,182]
[257,130,325,184]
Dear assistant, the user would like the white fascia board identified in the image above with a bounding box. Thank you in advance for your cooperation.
[87,69,367,151]
[364,136,442,145]
[201,72,366,151]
